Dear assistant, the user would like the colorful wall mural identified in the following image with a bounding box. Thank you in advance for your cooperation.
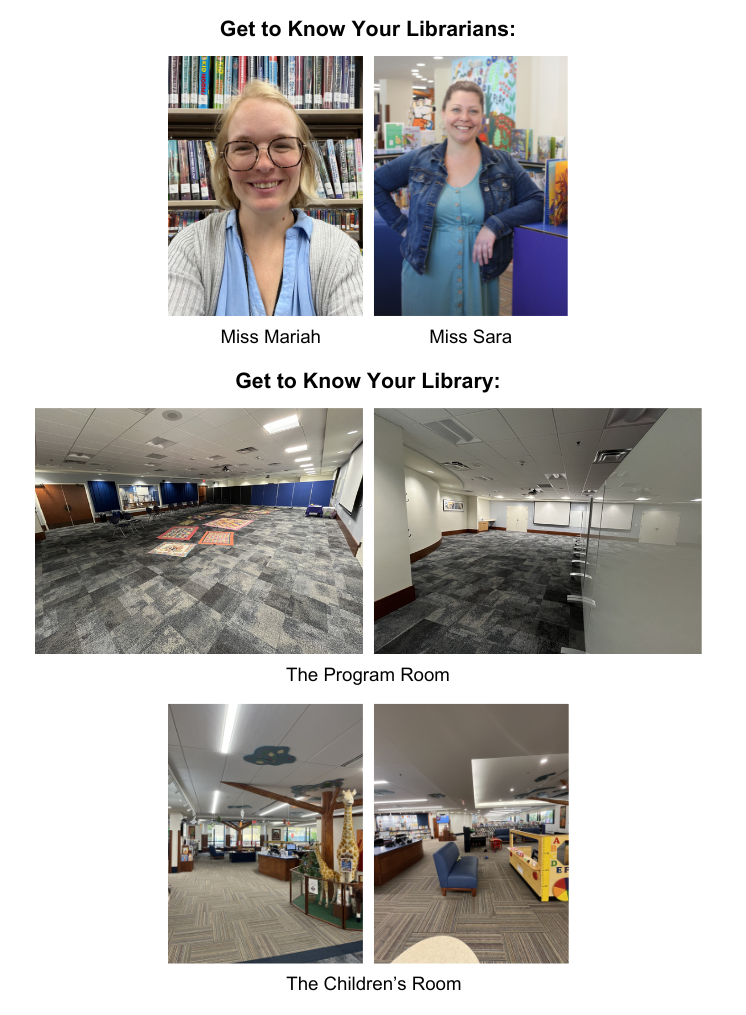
[451,56,517,150]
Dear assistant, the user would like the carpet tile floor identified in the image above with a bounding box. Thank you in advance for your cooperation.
[374,838,568,964]
[168,854,362,963]
[36,506,362,654]
[375,531,584,655]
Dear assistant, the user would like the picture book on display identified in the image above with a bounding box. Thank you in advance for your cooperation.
[168,56,359,109]
[510,128,533,160]
[545,159,568,228]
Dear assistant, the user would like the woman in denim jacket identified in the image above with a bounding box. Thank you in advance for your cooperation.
[374,81,544,316]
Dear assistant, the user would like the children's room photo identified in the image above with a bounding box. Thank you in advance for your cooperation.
[35,408,362,654]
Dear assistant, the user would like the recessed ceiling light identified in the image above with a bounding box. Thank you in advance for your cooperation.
[417,63,425,66]
[691,498,702,502]
[212,790,220,811]
[636,497,650,501]
[220,704,238,753]
[264,415,299,434]
[427,471,434,473]
[285,444,307,453]
[347,430,358,434]
[434,56,443,59]
[540,758,548,764]
[561,496,570,500]
[373,781,388,784]
[295,457,312,462]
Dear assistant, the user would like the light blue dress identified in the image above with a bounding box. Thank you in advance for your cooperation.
[402,174,500,317]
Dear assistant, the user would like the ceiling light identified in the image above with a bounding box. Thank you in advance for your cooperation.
[540,758,548,764]
[212,791,220,811]
[285,444,307,453]
[264,415,299,434]
[373,781,388,784]
[417,63,425,66]
[636,497,650,501]
[375,798,427,804]
[295,457,311,462]
[510,788,514,792]
[691,498,701,502]
[347,431,358,435]
[434,56,443,59]
[410,68,419,72]
[261,802,289,815]
[561,496,570,500]
[220,704,238,753]
[427,470,434,473]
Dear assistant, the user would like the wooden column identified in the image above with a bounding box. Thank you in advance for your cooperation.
[321,791,334,870]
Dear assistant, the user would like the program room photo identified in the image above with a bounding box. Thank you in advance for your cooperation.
[169,703,363,963]
[374,407,701,654]
[373,703,568,964]
[35,408,363,654]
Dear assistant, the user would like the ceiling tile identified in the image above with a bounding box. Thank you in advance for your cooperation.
[35,408,92,427]
[399,408,451,423]
[200,408,250,426]
[499,409,556,437]
[558,429,603,455]
[553,409,609,433]
[450,410,516,442]
[520,435,561,457]
[599,425,652,448]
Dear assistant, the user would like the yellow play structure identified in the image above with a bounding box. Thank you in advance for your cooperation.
[508,830,569,902]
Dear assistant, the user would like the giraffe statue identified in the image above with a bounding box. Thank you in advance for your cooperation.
[336,788,359,884]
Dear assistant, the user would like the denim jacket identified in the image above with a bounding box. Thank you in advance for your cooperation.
[373,140,544,280]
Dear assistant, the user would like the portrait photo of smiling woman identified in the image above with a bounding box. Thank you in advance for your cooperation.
[169,80,363,317]
[374,80,545,317]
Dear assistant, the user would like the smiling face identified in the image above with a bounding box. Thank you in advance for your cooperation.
[442,89,483,146]
[225,98,303,215]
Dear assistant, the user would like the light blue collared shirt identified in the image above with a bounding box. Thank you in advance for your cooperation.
[216,209,316,316]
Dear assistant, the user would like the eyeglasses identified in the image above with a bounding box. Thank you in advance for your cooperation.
[222,138,306,171]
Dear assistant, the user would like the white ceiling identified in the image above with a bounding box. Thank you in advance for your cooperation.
[374,704,568,813]
[375,55,442,87]
[35,407,362,482]
[376,408,666,500]
[169,704,362,820]
[471,754,569,809]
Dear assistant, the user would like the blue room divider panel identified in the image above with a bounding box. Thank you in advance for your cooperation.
[276,484,293,506]
[241,486,252,504]
[263,484,278,507]
[292,484,311,508]
[310,480,334,506]
[88,481,119,513]
[252,486,264,506]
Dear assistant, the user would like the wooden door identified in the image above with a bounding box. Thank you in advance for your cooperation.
[36,484,71,528]
[198,485,206,504]
[61,484,94,525]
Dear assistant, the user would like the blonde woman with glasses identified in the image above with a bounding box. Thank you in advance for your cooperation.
[169,81,363,316]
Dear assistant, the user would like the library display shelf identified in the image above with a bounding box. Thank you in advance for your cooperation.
[168,199,362,209]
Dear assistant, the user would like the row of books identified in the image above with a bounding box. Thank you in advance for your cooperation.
[168,208,219,244]
[312,139,363,200]
[510,129,567,163]
[168,56,358,111]
[169,139,217,201]
[307,208,360,233]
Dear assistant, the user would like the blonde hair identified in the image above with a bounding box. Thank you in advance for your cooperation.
[211,80,321,211]
[442,80,485,111]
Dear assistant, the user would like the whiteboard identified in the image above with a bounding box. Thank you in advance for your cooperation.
[599,503,634,530]
[339,442,363,512]
[533,501,570,526]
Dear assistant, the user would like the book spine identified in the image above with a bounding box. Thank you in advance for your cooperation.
[314,56,323,108]
[311,141,334,198]
[195,140,210,200]
[169,56,180,108]
[238,56,247,95]
[336,141,350,199]
[180,56,190,108]
[187,140,201,199]
[354,138,363,199]
[287,55,295,108]
[198,57,211,109]
[326,138,343,199]
[192,57,200,108]
[341,56,349,109]
[177,140,191,200]
[323,57,333,109]
[348,58,356,109]
[168,140,180,200]
[304,56,313,109]
[249,56,256,82]
[297,56,304,108]
[269,55,278,87]
[333,56,342,109]
[345,138,357,198]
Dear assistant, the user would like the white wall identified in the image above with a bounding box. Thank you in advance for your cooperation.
[404,468,441,554]
[332,446,363,548]
[379,78,417,125]
[441,497,468,533]
[488,500,586,532]
[543,806,569,834]
[332,814,364,867]
[374,415,413,601]
[515,56,568,147]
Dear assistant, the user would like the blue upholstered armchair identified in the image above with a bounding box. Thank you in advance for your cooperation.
[208,845,225,859]
[432,842,478,897]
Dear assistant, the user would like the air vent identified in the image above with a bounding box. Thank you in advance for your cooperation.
[64,458,90,464]
[475,476,494,481]
[236,446,258,453]
[423,418,482,445]
[605,409,666,428]
[162,410,183,421]
[145,453,167,460]
[65,453,90,460]
[594,449,631,464]
[267,462,281,467]
[146,437,176,450]
[340,754,363,767]
[536,483,553,489]
[208,455,225,461]
[441,461,470,470]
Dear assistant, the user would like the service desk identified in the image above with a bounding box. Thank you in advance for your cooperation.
[257,852,297,882]
[373,840,424,886]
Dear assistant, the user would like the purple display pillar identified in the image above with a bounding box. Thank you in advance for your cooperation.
[512,223,568,316]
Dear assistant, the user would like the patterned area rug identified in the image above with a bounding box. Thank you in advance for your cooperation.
[36,507,362,654]
[375,530,584,655]
[205,518,254,531]
[375,839,568,964]
[148,542,197,558]
[168,853,359,963]
[157,526,199,541]
[199,530,234,546]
